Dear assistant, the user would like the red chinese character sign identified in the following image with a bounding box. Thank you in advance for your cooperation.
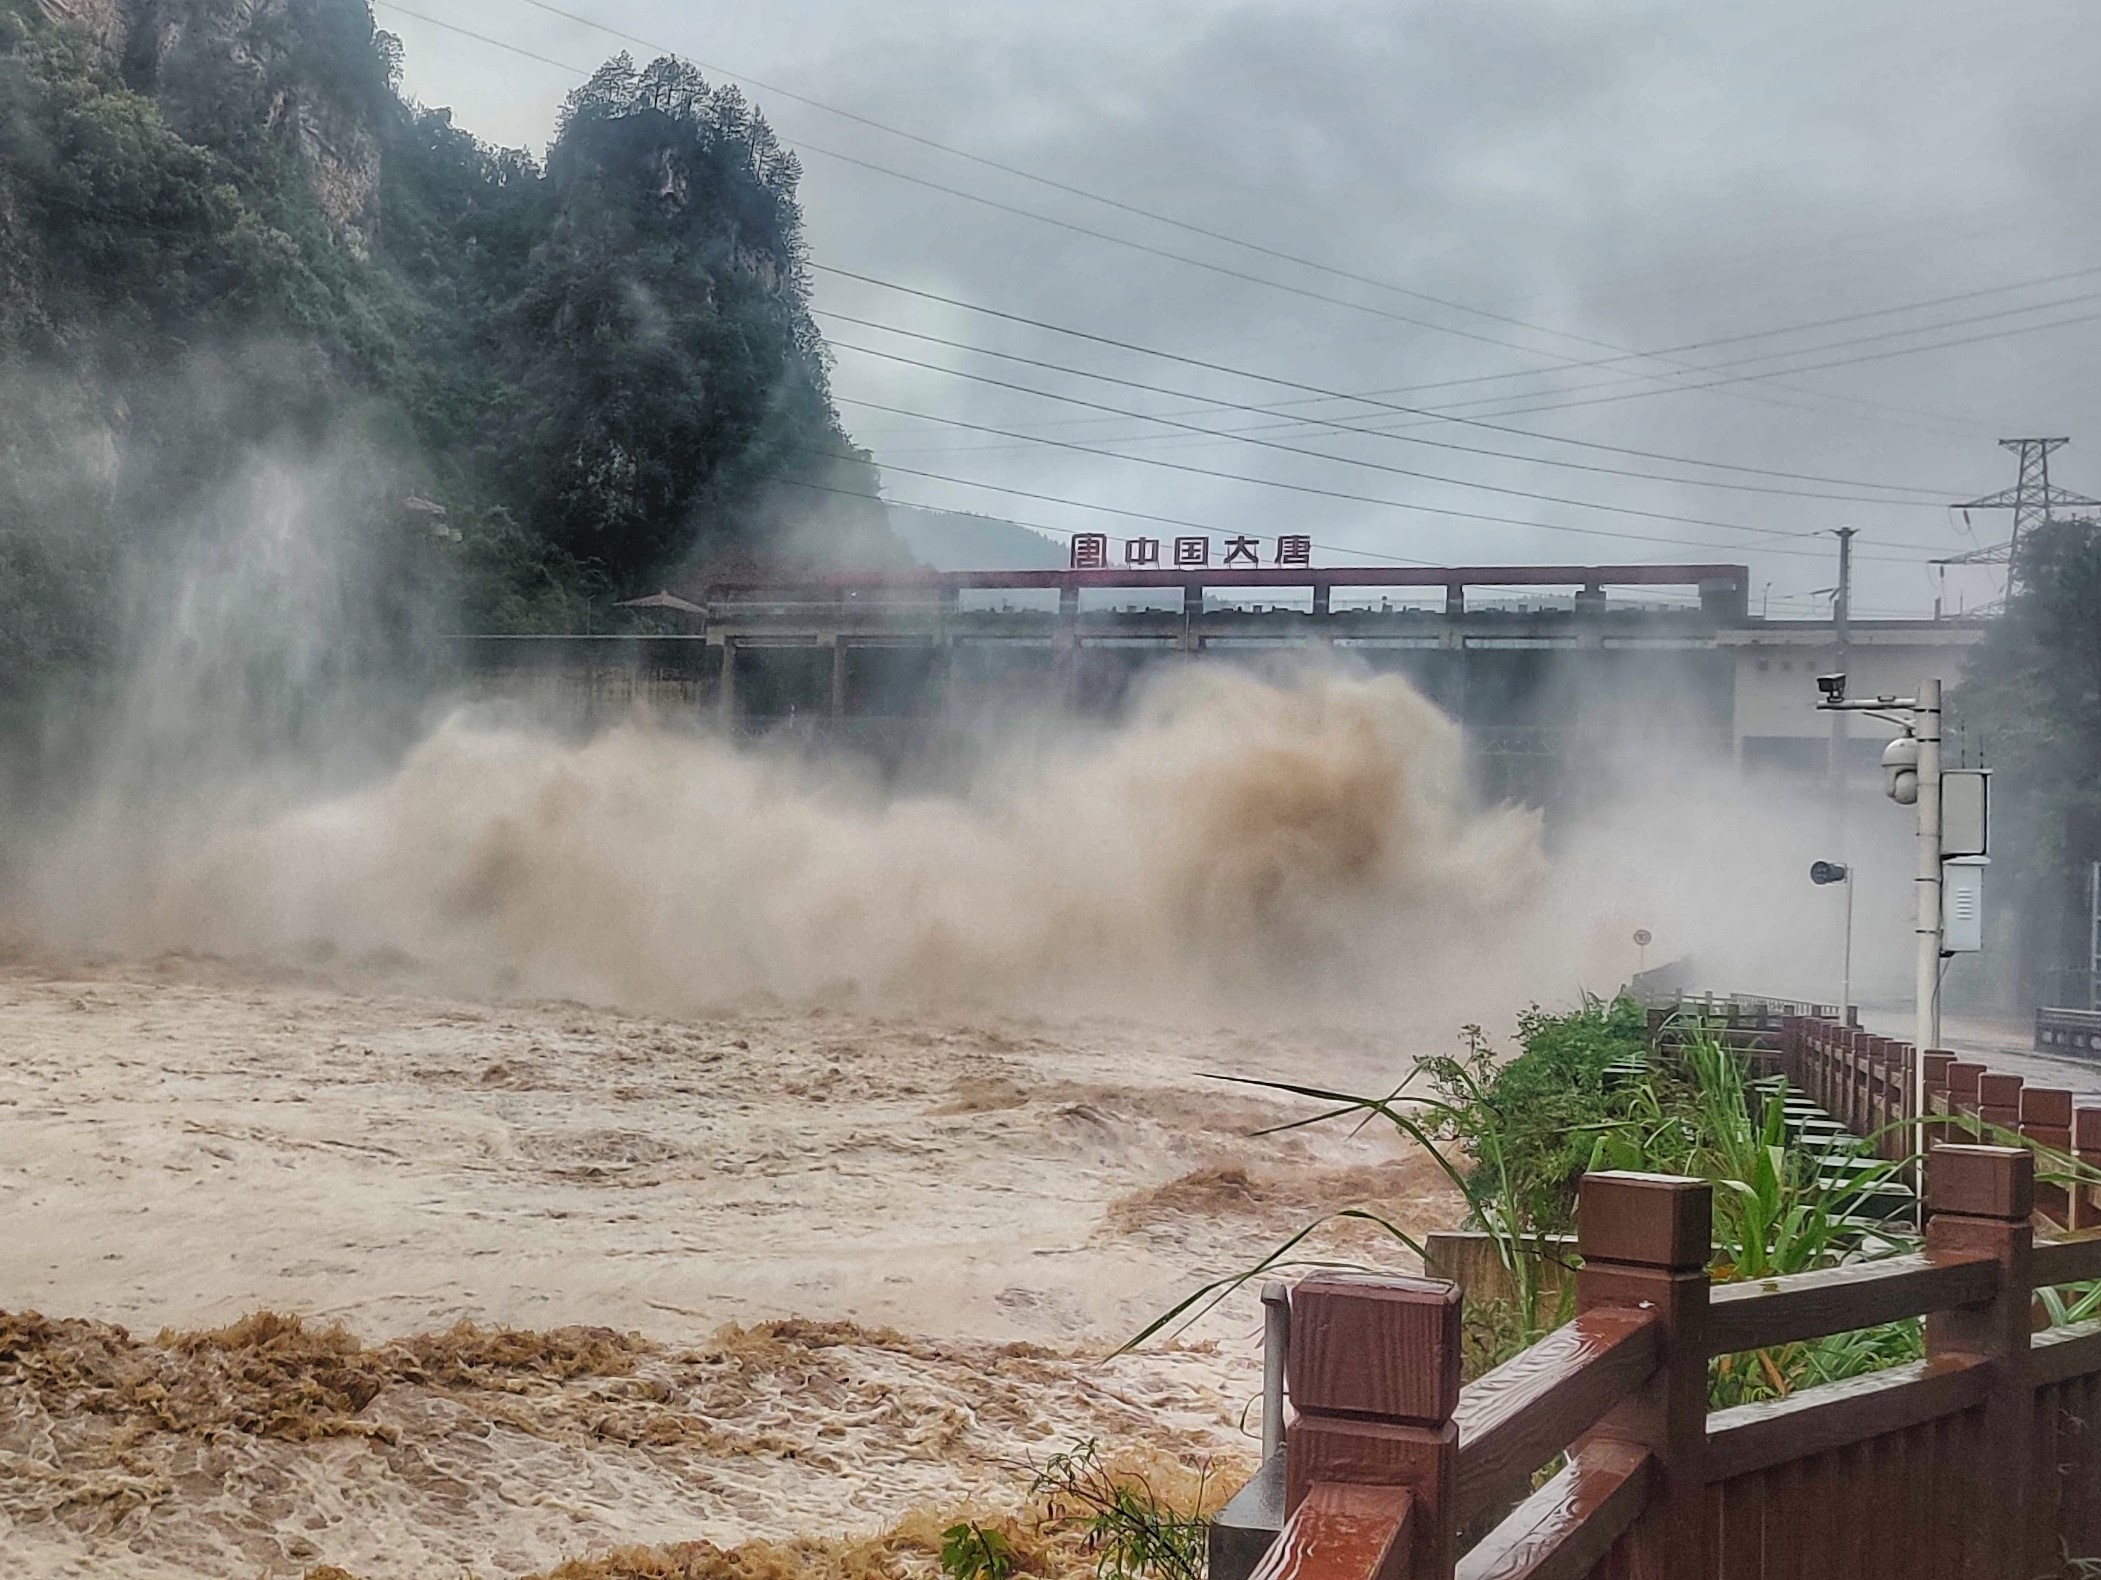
[1064,532,1321,570]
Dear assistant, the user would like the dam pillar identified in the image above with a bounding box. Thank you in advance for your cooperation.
[714,636,738,727]
[936,585,961,719]
[1055,584,1083,704]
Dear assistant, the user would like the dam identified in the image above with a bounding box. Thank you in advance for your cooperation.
[451,561,1984,806]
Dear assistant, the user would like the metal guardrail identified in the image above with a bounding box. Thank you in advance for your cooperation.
[2038,1005,2101,1057]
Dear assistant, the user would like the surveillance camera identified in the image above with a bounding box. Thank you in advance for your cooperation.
[1815,672,1847,704]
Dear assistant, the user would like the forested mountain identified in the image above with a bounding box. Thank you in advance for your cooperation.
[0,0,902,694]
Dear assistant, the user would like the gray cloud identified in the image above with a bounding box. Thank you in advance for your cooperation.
[386,0,2101,614]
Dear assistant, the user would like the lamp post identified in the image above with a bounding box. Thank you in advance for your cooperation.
[1809,860,1853,1022]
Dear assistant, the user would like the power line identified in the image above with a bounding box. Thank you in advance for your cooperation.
[806,265,1966,495]
[808,294,1957,504]
[1395,303,2101,427]
[825,396,1939,564]
[1339,288,2101,419]
[826,335,1963,556]
[1292,260,2101,398]
[817,266,2097,461]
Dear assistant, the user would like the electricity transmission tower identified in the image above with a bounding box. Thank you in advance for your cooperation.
[1936,439,2100,603]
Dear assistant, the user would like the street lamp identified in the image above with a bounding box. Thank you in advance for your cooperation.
[1809,860,1853,1023]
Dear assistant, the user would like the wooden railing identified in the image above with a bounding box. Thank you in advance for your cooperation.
[1249,1144,2101,1580]
[1777,1014,2101,1228]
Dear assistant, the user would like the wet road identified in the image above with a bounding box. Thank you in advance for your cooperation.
[1862,1006,2101,1101]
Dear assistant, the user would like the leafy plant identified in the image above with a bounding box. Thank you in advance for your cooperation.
[2039,1280,2101,1328]
[1125,1042,1581,1364]
[1147,1003,1938,1408]
[1029,1441,1208,1580]
[940,1522,1017,1580]
[1436,998,1653,1236]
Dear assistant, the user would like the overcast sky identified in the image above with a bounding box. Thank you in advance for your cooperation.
[382,0,2101,616]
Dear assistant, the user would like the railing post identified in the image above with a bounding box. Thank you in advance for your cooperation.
[1946,1062,1985,1137]
[1575,1171,1712,1577]
[1923,1143,2035,1580]
[2074,1107,2101,1230]
[1924,1052,1955,1143]
[1893,1041,1914,1151]
[1285,1274,1461,1580]
[2021,1088,2074,1225]
[1977,1072,2023,1140]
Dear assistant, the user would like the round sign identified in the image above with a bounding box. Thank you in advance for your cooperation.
[1632,929,1653,948]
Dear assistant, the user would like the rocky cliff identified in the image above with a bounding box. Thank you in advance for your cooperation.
[34,0,382,252]
[0,3,898,694]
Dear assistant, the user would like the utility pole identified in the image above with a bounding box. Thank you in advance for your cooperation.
[1816,673,1945,1173]
[1915,677,1943,1058]
[1828,528,1855,787]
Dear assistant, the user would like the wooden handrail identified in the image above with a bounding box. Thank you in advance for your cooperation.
[2031,1315,2101,1387]
[1249,1482,1416,1580]
[2030,1228,2101,1288]
[1451,1307,1660,1526]
[1242,1148,2078,1580]
[1452,1442,1653,1580]
[1703,1353,1992,1481]
[1704,1250,1999,1356]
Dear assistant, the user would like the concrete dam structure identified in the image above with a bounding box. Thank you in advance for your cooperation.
[449,562,1985,806]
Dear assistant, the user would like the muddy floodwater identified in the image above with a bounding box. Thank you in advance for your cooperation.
[0,953,1460,1580]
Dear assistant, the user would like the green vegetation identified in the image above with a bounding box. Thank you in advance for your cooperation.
[1427,1003,1922,1401]
[1436,997,1650,1237]
[1028,1442,1209,1580]
[941,1522,1019,1580]
[1951,516,2101,1006]
[1143,999,1929,1407]
[936,1442,1213,1580]
[0,0,900,701]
